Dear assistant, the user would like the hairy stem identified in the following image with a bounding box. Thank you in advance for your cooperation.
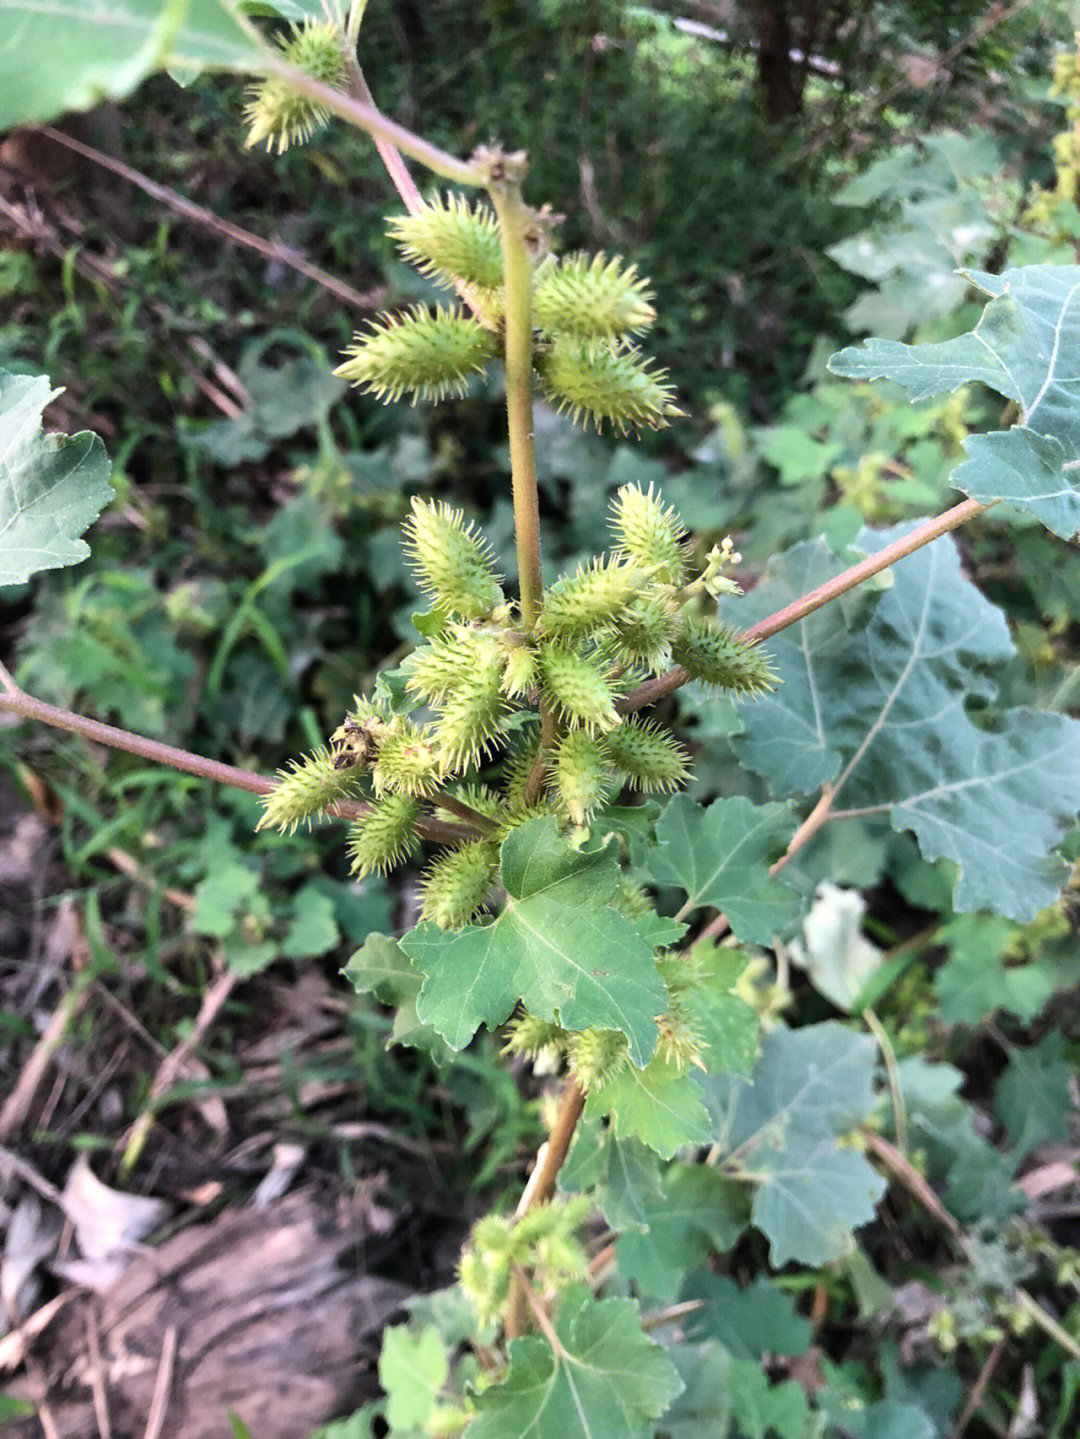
[340,55,426,216]
[506,1077,586,1339]
[488,175,544,628]
[268,58,484,187]
[0,685,474,845]
[619,497,990,714]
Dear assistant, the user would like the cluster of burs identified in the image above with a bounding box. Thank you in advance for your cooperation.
[259,193,775,929]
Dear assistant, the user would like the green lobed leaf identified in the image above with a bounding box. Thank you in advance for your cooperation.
[731,528,1080,921]
[679,1275,813,1360]
[934,914,1054,1025]
[830,265,1080,538]
[559,1118,665,1235]
[615,1163,745,1301]
[647,794,803,944]
[585,1055,712,1159]
[378,1324,448,1432]
[0,372,113,584]
[702,1023,886,1266]
[466,1285,683,1439]
[280,884,340,960]
[401,819,667,1065]
[994,1032,1073,1157]
[662,1343,810,1439]
[0,0,267,129]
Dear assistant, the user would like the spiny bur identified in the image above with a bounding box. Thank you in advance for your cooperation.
[402,497,503,619]
[538,557,641,639]
[335,306,498,406]
[537,338,683,434]
[605,717,689,792]
[347,794,421,876]
[539,645,620,732]
[611,481,687,584]
[244,19,346,154]
[533,253,656,340]
[672,618,777,694]
[387,193,504,292]
[552,728,615,825]
[419,840,500,929]
[256,746,366,833]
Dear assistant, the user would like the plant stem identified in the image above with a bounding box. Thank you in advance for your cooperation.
[506,1077,586,1339]
[0,684,473,846]
[488,173,544,628]
[267,58,484,187]
[340,56,426,216]
[619,497,991,715]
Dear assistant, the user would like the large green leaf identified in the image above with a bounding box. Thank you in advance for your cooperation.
[0,0,266,129]
[466,1286,683,1439]
[647,794,803,943]
[0,372,112,584]
[614,1164,744,1301]
[830,265,1080,538]
[663,1344,810,1439]
[730,527,1080,921]
[703,1023,886,1266]
[401,819,667,1065]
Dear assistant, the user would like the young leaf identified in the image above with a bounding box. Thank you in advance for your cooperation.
[830,264,1080,538]
[731,528,1080,922]
[586,1055,713,1159]
[664,1344,810,1439]
[466,1285,684,1439]
[0,0,266,130]
[648,794,802,943]
[378,1324,448,1433]
[679,1275,814,1360]
[994,1032,1072,1156]
[702,1023,886,1266]
[401,819,667,1064]
[0,372,113,585]
[934,914,1054,1025]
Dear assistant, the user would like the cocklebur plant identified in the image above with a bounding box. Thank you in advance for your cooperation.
[6,6,1080,1438]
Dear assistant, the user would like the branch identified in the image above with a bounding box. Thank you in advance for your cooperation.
[619,497,990,714]
[267,57,485,188]
[0,683,475,846]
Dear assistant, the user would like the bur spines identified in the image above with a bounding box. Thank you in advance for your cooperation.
[402,497,503,620]
[347,793,421,876]
[539,645,620,732]
[370,721,442,798]
[552,728,614,825]
[610,481,687,584]
[533,252,656,340]
[538,557,640,639]
[672,618,776,694]
[419,840,500,929]
[244,19,346,154]
[537,338,683,434]
[388,194,504,292]
[605,717,689,792]
[256,745,366,833]
[335,306,497,406]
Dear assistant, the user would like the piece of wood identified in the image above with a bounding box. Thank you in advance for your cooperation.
[6,1189,409,1439]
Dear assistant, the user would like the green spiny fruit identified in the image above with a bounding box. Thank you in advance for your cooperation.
[401,498,503,619]
[672,618,776,694]
[610,481,687,584]
[406,626,501,704]
[244,19,345,154]
[604,716,689,792]
[567,1027,630,1091]
[533,252,656,340]
[347,793,421,876]
[387,193,504,291]
[536,338,683,434]
[434,650,508,768]
[609,593,677,670]
[552,728,614,825]
[501,731,542,811]
[538,557,641,639]
[502,1010,569,1058]
[499,638,538,698]
[256,745,366,833]
[539,644,620,732]
[370,720,442,797]
[335,305,498,405]
[419,840,500,928]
